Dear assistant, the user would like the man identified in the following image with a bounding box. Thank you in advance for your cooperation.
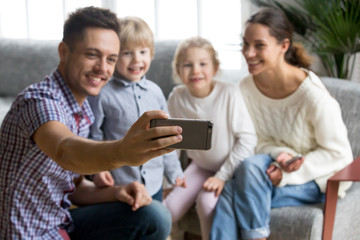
[0,6,182,240]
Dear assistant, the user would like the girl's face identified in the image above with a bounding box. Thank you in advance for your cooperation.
[177,47,217,98]
[116,45,152,82]
[242,23,286,77]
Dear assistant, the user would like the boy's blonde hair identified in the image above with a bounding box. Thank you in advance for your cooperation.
[119,16,154,58]
[172,36,220,84]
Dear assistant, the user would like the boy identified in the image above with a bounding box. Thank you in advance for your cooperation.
[88,16,185,202]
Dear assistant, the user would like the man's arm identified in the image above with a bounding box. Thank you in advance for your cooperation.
[32,110,183,174]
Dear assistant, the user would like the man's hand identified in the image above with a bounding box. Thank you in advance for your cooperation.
[93,171,114,188]
[117,110,183,167]
[203,176,225,197]
[115,182,152,211]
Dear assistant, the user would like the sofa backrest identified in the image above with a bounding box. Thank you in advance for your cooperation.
[0,38,59,97]
[322,77,360,159]
[147,40,179,98]
[0,38,179,99]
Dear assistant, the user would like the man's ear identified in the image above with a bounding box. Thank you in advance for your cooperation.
[58,41,70,62]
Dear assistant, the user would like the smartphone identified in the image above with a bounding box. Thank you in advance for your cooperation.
[285,154,303,165]
[150,118,213,150]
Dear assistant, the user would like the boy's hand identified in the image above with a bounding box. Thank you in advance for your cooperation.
[115,182,152,211]
[174,176,187,188]
[203,176,225,197]
[93,171,114,188]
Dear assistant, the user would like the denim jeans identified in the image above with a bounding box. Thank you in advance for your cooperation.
[210,154,325,240]
[69,200,171,240]
[152,187,163,202]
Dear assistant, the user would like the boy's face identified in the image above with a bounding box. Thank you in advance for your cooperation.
[116,45,152,82]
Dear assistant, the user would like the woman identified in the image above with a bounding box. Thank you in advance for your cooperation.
[210,7,353,240]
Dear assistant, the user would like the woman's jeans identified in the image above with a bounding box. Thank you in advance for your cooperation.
[69,200,171,240]
[210,154,325,240]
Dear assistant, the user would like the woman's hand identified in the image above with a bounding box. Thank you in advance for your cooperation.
[266,165,282,186]
[203,176,225,197]
[276,152,305,173]
[266,152,305,186]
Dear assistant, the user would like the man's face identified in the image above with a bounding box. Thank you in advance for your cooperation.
[59,27,120,105]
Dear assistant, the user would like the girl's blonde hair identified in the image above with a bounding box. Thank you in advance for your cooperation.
[172,36,220,84]
[118,16,154,58]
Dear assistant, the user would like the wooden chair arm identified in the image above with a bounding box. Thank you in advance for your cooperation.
[322,155,360,240]
[328,155,360,181]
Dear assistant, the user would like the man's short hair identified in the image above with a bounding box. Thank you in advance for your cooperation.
[63,6,120,50]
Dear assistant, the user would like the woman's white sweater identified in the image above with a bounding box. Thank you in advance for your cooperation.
[239,70,353,197]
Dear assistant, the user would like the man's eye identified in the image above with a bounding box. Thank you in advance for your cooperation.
[108,57,117,63]
[86,52,97,58]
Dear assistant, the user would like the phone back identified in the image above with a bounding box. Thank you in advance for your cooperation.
[150,118,213,150]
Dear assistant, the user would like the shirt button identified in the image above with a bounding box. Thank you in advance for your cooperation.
[138,96,141,99]
[143,171,146,174]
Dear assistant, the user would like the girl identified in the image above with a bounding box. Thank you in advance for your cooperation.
[210,8,353,240]
[163,36,257,240]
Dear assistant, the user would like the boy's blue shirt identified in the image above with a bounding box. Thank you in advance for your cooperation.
[88,75,183,196]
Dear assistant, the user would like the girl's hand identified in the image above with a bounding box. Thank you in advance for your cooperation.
[175,176,187,188]
[93,171,114,188]
[203,177,225,197]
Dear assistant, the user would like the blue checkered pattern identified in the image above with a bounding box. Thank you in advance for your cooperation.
[0,70,94,239]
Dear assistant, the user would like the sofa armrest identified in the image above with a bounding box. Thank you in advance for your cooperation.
[322,155,360,240]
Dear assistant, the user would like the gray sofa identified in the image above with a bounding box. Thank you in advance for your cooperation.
[1,38,359,240]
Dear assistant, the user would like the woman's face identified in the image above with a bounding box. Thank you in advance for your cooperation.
[242,23,285,76]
